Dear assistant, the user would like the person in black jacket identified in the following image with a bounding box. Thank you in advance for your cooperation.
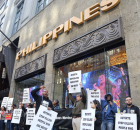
[121,96,140,130]
[31,85,53,114]
[91,99,102,130]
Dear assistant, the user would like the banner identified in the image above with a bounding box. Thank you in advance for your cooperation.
[22,88,30,104]
[80,109,95,130]
[1,97,9,108]
[30,105,58,130]
[5,113,12,120]
[11,109,22,124]
[87,90,100,109]
[115,113,137,130]
[68,70,81,93]
[7,98,14,110]
[26,108,35,125]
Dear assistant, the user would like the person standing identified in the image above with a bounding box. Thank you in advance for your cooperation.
[7,106,14,130]
[67,82,86,130]
[31,85,53,114]
[0,106,6,130]
[91,100,102,130]
[101,93,117,130]
[121,96,140,130]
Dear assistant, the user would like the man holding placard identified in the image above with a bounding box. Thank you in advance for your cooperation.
[67,82,86,130]
[31,85,53,114]
[121,96,140,130]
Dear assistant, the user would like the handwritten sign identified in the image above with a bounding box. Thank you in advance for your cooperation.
[11,109,22,124]
[22,88,30,104]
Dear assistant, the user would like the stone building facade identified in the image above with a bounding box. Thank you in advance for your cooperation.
[1,0,140,110]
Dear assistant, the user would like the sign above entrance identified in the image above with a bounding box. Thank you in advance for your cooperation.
[16,0,120,60]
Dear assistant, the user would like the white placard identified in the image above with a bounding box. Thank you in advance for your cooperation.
[87,90,100,109]
[115,113,137,130]
[30,105,58,130]
[68,70,81,93]
[7,98,14,110]
[80,109,95,130]
[26,108,35,125]
[11,109,22,124]
[1,97,9,108]
[22,88,30,104]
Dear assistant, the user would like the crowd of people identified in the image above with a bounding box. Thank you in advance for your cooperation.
[0,83,139,130]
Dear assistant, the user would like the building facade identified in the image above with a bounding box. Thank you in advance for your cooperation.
[1,0,140,113]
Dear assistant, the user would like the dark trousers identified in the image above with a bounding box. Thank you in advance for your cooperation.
[24,125,30,130]
[7,120,14,130]
[0,120,4,130]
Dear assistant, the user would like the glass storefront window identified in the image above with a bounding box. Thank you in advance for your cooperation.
[15,73,45,105]
[54,45,129,112]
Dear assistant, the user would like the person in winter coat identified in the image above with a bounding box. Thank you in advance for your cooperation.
[7,106,14,130]
[101,93,117,130]
[91,100,102,130]
[0,106,6,130]
[31,85,53,114]
[121,96,140,130]
[53,99,60,110]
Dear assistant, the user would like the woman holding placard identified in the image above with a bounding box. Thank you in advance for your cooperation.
[0,106,6,130]
[91,100,102,130]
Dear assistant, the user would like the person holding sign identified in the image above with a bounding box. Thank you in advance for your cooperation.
[67,82,86,130]
[91,100,102,130]
[31,85,53,114]
[121,96,140,130]
[7,106,14,130]
[0,106,6,130]
[101,93,117,130]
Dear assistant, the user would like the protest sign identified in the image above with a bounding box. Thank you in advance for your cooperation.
[80,109,95,130]
[87,90,100,109]
[42,100,49,108]
[11,109,22,124]
[5,113,12,120]
[7,98,14,110]
[22,88,30,104]
[26,108,35,125]
[115,113,137,130]
[1,97,9,108]
[30,105,58,130]
[68,70,81,93]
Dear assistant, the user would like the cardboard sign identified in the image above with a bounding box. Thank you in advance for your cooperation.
[26,108,35,125]
[22,88,30,104]
[1,97,9,108]
[7,98,14,110]
[68,70,81,93]
[11,109,22,124]
[5,113,12,120]
[80,109,95,130]
[30,105,58,130]
[87,90,100,109]
[115,113,137,130]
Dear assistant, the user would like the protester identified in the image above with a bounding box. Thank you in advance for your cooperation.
[91,100,102,130]
[7,106,14,130]
[12,104,17,109]
[101,93,117,130]
[67,82,86,130]
[31,85,53,114]
[0,106,6,130]
[53,99,60,109]
[121,96,140,130]
[17,104,25,130]
[22,103,33,130]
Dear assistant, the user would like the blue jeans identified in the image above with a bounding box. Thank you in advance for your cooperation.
[101,121,114,130]
[7,120,14,130]
[0,120,4,130]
